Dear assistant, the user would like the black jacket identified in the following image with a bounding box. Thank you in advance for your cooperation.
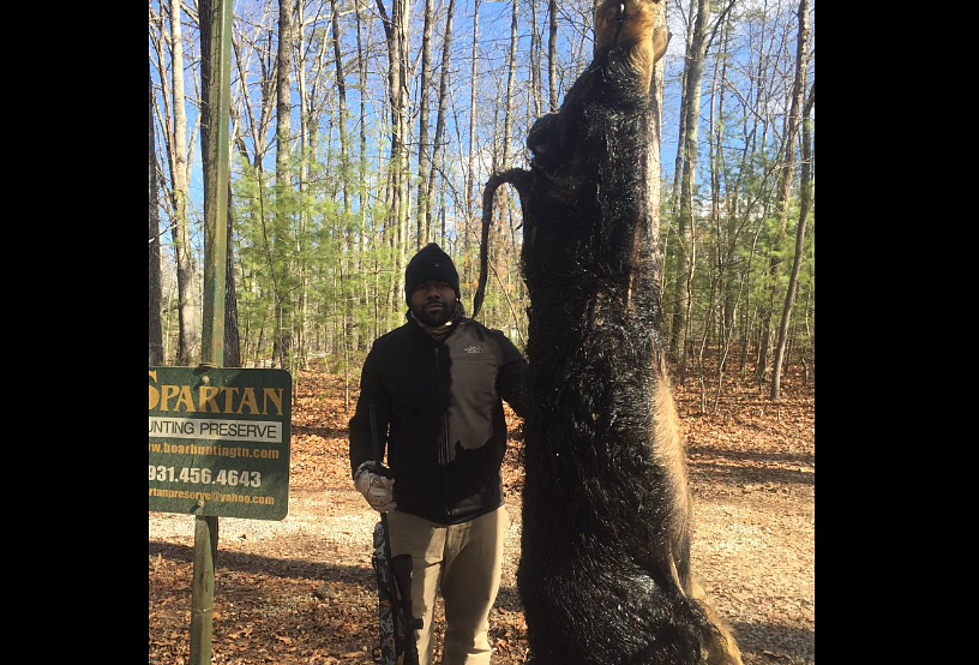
[349,315,527,524]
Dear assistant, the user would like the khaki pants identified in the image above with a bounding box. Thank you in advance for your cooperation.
[387,507,510,665]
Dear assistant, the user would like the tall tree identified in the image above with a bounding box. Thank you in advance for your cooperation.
[330,0,355,359]
[529,0,542,118]
[759,0,810,390]
[376,0,413,305]
[465,0,481,264]
[426,0,457,244]
[648,0,669,294]
[668,0,712,375]
[503,0,519,167]
[329,0,350,213]
[548,0,559,112]
[770,0,812,400]
[149,60,164,366]
[293,0,319,372]
[167,0,200,365]
[355,2,379,344]
[416,0,435,245]
[273,0,295,369]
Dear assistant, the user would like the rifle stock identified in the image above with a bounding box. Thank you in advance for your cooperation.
[369,404,422,665]
[392,554,422,663]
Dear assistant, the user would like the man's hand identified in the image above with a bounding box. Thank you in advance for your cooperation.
[354,461,397,513]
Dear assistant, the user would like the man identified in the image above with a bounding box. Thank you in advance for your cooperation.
[349,243,527,665]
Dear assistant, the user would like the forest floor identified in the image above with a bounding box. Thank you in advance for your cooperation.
[149,368,815,664]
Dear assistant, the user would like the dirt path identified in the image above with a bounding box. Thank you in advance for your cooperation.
[149,372,814,664]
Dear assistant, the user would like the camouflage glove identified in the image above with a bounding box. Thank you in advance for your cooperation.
[354,461,397,513]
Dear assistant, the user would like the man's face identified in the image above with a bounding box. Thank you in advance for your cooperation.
[410,280,458,327]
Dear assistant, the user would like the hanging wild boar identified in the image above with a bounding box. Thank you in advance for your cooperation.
[478,1,744,662]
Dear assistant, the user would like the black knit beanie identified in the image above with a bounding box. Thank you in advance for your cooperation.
[404,243,461,306]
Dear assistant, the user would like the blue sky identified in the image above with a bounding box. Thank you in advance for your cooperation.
[152,0,810,241]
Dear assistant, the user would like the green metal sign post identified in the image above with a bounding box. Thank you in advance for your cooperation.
[193,0,232,660]
[149,1,273,663]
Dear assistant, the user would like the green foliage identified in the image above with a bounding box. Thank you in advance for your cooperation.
[231,132,415,371]
[659,130,814,382]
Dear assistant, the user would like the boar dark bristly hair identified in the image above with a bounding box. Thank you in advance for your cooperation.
[478,1,744,663]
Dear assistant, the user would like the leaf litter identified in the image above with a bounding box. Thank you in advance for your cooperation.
[150,369,814,664]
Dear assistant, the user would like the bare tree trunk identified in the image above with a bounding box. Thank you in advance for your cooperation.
[464,0,481,273]
[417,0,435,245]
[771,79,814,399]
[548,0,558,112]
[355,2,374,346]
[168,0,200,366]
[149,61,165,366]
[223,191,242,367]
[275,1,293,184]
[325,1,348,205]
[321,0,355,389]
[529,0,541,119]
[426,0,456,245]
[274,0,294,369]
[714,12,747,387]
[668,0,711,378]
[504,0,518,166]
[648,0,668,294]
[668,0,696,215]
[761,0,810,392]
[501,0,520,301]
[377,0,412,307]
[396,0,412,285]
[294,0,320,365]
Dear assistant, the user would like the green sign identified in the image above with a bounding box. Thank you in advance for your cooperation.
[148,366,291,520]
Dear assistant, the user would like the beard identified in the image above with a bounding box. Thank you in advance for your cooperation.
[411,298,458,328]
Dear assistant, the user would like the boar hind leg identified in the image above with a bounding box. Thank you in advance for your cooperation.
[689,580,745,665]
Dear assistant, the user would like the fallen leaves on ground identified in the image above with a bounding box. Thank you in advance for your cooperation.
[150,369,814,664]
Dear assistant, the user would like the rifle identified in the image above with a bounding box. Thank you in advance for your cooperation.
[369,404,423,665]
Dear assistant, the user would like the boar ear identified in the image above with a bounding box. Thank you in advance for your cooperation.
[652,26,670,64]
